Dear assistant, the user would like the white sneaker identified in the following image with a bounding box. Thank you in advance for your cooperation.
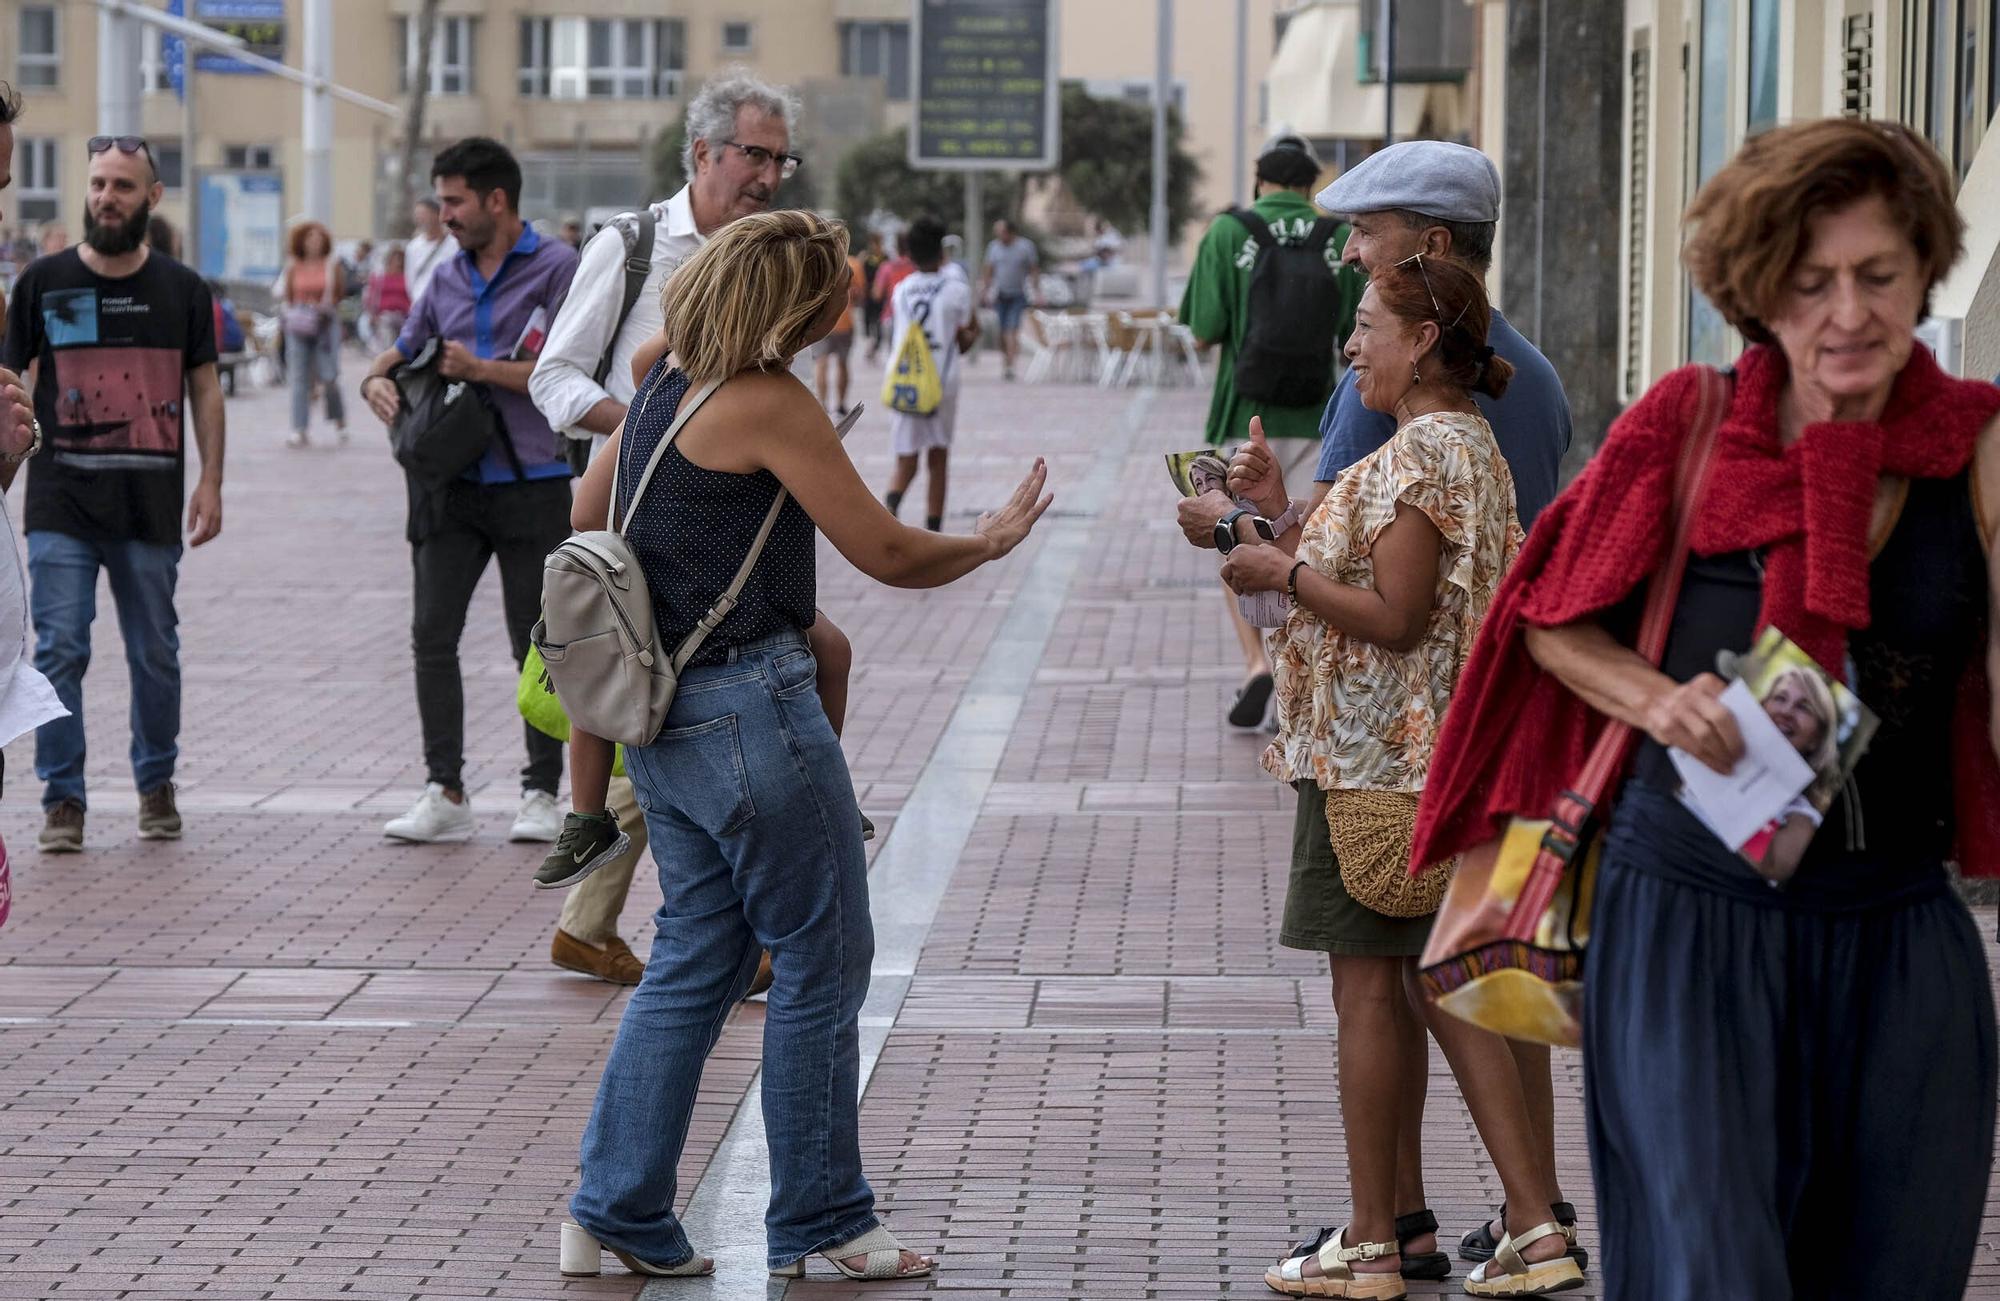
[509,789,562,843]
[383,782,475,843]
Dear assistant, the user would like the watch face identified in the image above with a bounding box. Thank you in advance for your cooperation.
[1252,516,1278,542]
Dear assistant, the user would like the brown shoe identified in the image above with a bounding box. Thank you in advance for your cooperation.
[138,784,182,840]
[745,951,773,998]
[38,799,84,853]
[550,929,644,985]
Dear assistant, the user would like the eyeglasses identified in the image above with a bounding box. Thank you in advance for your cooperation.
[720,140,802,179]
[87,135,155,164]
[1394,252,1470,328]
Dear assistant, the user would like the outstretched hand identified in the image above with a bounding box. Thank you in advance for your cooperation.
[975,458,1054,558]
[1227,416,1289,517]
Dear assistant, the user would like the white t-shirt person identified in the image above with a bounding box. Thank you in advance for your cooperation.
[886,268,973,455]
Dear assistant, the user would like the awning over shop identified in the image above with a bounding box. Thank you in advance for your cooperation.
[1266,0,1427,142]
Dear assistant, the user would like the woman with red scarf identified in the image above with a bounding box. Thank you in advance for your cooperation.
[1414,119,2000,1298]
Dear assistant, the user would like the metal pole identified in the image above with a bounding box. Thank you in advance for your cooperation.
[302,0,334,223]
[1380,0,1396,146]
[1150,0,1171,309]
[182,58,199,265]
[964,170,982,283]
[1232,0,1247,205]
[97,7,142,135]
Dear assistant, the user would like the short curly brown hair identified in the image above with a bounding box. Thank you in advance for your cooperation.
[1681,118,1961,344]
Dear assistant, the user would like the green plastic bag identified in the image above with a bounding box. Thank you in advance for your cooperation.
[519,644,624,776]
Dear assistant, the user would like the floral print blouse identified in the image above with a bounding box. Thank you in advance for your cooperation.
[1262,411,1523,793]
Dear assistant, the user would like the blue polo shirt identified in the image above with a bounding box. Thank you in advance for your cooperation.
[1313,309,1572,527]
[397,223,579,484]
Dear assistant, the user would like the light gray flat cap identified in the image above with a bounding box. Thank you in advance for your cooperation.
[1315,140,1501,223]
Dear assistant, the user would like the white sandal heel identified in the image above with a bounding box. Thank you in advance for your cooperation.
[770,1224,936,1281]
[1462,1221,1585,1296]
[1265,1227,1407,1298]
[558,1220,714,1278]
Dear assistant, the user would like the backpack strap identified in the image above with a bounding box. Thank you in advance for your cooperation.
[1229,206,1276,250]
[1303,216,1342,255]
[670,485,790,674]
[592,208,659,388]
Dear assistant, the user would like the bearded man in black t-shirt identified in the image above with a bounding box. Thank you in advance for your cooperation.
[0,136,226,853]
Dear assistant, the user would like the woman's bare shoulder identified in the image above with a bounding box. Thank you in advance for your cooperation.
[1975,407,2000,550]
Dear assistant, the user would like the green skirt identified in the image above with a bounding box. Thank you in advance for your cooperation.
[1280,779,1438,957]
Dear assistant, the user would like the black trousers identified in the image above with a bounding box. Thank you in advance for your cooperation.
[1584,781,1996,1300]
[409,475,572,796]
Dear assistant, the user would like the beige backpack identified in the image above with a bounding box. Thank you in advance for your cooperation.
[531,377,786,746]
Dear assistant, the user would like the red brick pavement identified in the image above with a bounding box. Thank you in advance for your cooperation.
[2,352,1998,1300]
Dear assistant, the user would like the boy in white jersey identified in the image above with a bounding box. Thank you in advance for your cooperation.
[883,216,977,530]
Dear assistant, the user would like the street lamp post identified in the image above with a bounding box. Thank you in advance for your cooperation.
[1150,0,1172,310]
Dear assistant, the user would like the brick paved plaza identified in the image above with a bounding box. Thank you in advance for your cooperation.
[4,352,2000,1300]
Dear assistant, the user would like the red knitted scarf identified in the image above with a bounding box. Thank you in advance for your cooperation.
[1411,344,2000,876]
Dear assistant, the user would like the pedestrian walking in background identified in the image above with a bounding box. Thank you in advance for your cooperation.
[1178,133,1363,730]
[812,244,863,414]
[1416,116,2000,1301]
[860,229,888,360]
[364,245,411,353]
[403,196,449,307]
[883,216,976,532]
[529,69,846,989]
[979,217,1038,380]
[360,137,578,849]
[1,132,225,854]
[278,219,347,449]
[872,231,914,333]
[554,206,1049,1285]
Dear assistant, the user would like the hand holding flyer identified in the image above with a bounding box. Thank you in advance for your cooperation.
[1165,445,1291,627]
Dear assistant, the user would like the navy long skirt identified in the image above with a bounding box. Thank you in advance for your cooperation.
[1583,782,1997,1300]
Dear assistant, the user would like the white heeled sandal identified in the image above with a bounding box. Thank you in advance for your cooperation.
[769,1224,936,1281]
[558,1220,714,1278]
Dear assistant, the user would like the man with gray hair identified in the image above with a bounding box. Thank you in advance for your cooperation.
[528,68,801,986]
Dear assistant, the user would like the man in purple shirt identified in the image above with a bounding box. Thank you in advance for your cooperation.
[360,137,580,847]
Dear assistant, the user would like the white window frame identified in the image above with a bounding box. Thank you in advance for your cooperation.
[522,17,682,101]
[721,20,754,55]
[18,5,61,90]
[402,14,475,96]
[840,20,910,101]
[139,24,173,94]
[17,138,59,223]
[223,144,276,170]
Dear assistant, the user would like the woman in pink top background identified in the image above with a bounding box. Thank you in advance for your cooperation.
[279,219,347,448]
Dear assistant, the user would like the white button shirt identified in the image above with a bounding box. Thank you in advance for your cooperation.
[529,185,707,442]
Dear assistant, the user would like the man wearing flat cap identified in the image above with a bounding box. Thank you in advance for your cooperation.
[1177,133,1365,730]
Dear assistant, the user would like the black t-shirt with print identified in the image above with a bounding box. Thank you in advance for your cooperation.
[1,249,216,545]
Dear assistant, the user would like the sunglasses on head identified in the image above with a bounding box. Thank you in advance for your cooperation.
[1393,252,1471,329]
[87,135,155,163]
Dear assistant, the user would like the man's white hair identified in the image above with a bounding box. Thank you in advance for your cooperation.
[681,68,800,183]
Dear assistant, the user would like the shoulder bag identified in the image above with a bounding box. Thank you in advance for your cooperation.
[1416,365,1732,1048]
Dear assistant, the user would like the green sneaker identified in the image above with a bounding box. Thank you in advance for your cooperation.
[534,811,629,890]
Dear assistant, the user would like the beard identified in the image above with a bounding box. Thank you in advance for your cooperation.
[84,198,151,257]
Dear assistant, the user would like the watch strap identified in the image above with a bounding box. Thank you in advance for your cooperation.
[1215,506,1251,554]
[1267,500,1303,535]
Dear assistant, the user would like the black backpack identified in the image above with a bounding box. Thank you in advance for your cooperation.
[1227,206,1344,409]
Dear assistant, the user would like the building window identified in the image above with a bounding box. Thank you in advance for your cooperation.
[520,17,685,100]
[154,142,184,190]
[17,138,58,222]
[1844,13,1874,117]
[398,15,476,96]
[223,144,276,170]
[1624,43,1650,401]
[1685,0,1733,366]
[18,5,60,89]
[840,21,911,100]
[1746,0,1778,132]
[721,21,754,54]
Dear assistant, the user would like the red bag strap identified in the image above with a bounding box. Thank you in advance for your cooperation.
[1504,365,1732,937]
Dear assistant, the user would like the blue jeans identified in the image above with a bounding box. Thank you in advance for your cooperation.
[994,291,1028,332]
[571,630,877,1269]
[286,324,344,433]
[28,531,183,808]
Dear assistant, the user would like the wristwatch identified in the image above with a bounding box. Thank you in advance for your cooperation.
[3,417,41,465]
[1214,507,1278,555]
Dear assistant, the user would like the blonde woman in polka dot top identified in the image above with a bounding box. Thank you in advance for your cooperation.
[556,210,1051,1284]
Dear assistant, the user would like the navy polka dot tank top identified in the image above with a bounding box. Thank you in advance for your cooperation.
[615,366,816,667]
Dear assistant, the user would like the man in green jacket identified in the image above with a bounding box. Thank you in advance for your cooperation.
[1177,134,1363,728]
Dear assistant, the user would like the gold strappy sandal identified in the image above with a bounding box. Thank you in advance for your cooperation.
[1264,1227,1407,1298]
[1461,1220,1585,1296]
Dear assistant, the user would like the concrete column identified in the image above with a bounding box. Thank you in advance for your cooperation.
[97,8,144,136]
[302,0,334,223]
[1500,0,1625,467]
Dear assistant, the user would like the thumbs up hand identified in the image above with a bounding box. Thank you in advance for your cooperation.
[1227,415,1290,517]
